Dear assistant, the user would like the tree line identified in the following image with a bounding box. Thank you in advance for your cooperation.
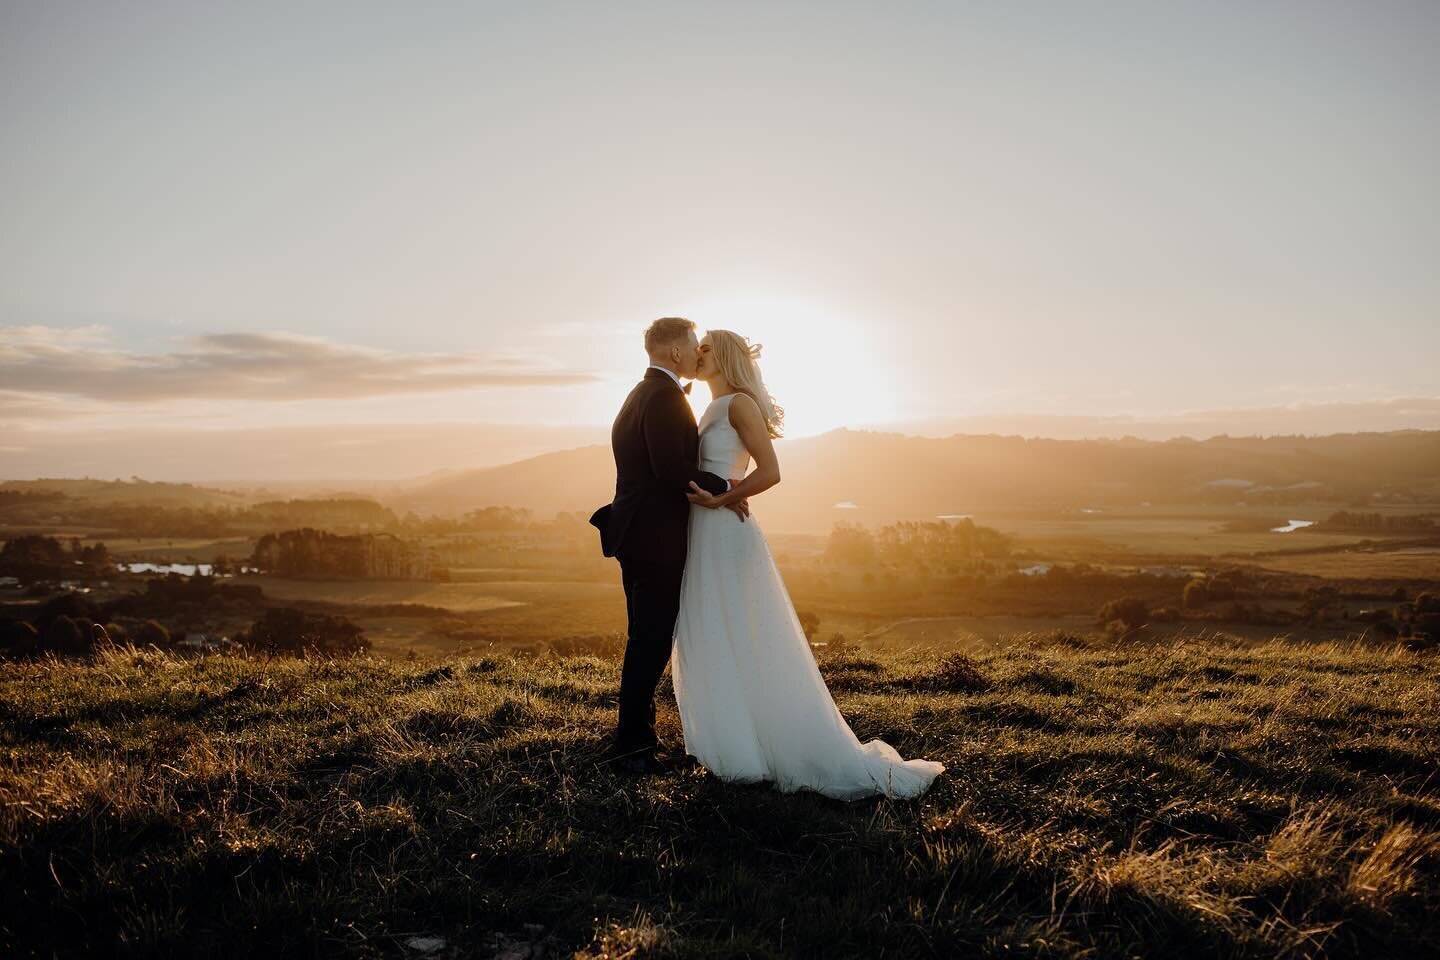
[824,519,1013,573]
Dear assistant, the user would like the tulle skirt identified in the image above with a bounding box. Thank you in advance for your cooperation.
[671,504,945,801]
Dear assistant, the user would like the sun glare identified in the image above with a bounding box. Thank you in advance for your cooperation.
[679,293,898,437]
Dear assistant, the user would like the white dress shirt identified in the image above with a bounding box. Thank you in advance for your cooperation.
[646,364,684,388]
[645,364,730,492]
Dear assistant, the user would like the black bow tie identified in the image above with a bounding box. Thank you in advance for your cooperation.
[682,381,692,395]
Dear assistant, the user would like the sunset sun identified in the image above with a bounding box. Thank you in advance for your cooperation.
[678,292,900,437]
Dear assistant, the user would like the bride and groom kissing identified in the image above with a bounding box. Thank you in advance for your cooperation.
[589,317,944,801]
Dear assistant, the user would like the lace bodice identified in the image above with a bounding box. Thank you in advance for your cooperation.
[698,393,751,481]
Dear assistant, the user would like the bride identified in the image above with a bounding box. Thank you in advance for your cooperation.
[671,330,945,801]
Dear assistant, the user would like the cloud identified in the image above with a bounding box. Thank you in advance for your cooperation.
[0,389,94,421]
[0,326,598,404]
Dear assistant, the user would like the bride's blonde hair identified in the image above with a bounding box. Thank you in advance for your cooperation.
[704,329,785,438]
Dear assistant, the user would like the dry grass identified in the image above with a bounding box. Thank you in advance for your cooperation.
[0,635,1436,958]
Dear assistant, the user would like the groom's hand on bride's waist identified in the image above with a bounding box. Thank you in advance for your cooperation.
[727,479,749,521]
[686,481,750,522]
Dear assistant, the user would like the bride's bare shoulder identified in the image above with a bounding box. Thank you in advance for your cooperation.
[726,391,762,424]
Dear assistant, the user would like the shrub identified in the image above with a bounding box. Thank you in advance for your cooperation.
[41,615,89,656]
[1206,578,1236,603]
[237,607,368,658]
[135,620,171,648]
[0,619,40,657]
[1406,613,1440,651]
[1096,597,1148,629]
[925,653,989,692]
[35,593,100,632]
[1102,619,1125,641]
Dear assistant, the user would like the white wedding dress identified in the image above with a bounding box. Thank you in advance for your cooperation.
[671,393,946,801]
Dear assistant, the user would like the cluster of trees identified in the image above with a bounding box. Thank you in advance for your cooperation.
[1344,591,1440,650]
[233,608,369,657]
[397,506,539,535]
[0,574,263,660]
[0,535,111,579]
[1182,573,1244,609]
[1,615,173,659]
[1318,511,1437,533]
[245,498,399,532]
[249,529,437,579]
[109,573,265,619]
[825,519,1012,572]
[1406,592,1440,648]
[1092,577,1440,646]
[0,577,367,660]
[0,590,170,660]
[0,489,65,509]
[298,511,602,580]
[0,484,601,541]
[0,497,400,539]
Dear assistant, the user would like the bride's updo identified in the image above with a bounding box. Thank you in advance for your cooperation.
[705,329,785,438]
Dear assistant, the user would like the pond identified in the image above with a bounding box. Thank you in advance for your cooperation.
[117,563,258,576]
[1270,519,1315,533]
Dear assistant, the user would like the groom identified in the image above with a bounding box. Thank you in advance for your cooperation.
[590,317,748,774]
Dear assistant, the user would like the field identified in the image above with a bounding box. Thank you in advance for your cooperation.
[1245,548,1440,582]
[979,505,1376,558]
[1,636,1436,958]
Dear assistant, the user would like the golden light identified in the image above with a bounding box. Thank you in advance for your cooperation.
[677,291,899,437]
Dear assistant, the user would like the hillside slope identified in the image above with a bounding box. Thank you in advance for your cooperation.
[392,429,1440,529]
[1,638,1436,957]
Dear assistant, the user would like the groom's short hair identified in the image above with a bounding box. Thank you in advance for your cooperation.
[644,317,695,354]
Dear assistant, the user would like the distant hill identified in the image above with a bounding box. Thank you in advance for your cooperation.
[0,422,608,487]
[389,429,1440,531]
[0,477,254,509]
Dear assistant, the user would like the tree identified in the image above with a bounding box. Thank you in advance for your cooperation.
[1182,580,1209,610]
[1096,597,1149,629]
[1206,578,1236,603]
[135,620,171,648]
[1,620,40,657]
[41,616,88,656]
[825,523,877,566]
[796,610,821,641]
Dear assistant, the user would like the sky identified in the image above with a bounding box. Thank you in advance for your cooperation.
[2,0,1437,477]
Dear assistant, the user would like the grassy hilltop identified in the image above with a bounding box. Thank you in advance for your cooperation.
[1,636,1437,959]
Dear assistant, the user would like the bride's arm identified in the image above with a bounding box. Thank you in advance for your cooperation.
[687,393,779,508]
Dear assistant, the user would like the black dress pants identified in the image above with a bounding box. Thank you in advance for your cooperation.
[614,550,686,752]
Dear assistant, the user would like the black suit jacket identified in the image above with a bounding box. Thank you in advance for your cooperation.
[589,369,729,563]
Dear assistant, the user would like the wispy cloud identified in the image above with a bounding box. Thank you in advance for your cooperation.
[0,326,598,404]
